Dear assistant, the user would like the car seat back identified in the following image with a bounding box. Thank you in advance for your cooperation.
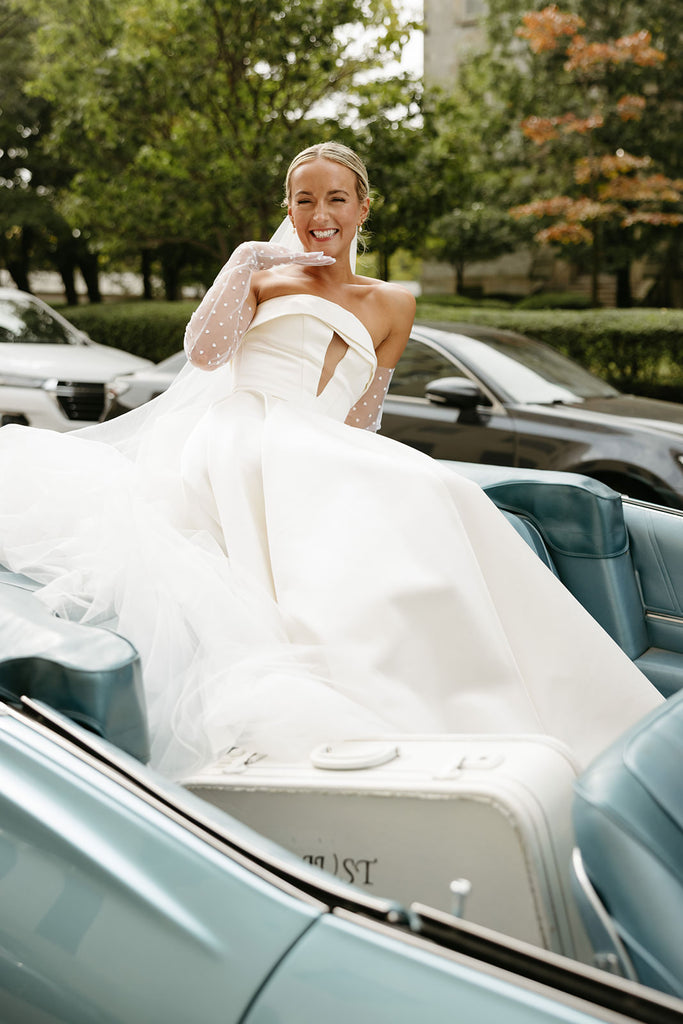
[624,502,683,696]
[445,464,649,659]
[573,689,683,998]
[0,579,149,762]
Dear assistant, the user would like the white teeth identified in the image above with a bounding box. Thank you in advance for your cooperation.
[312,230,337,239]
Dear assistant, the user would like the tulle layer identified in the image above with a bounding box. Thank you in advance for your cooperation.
[0,383,661,778]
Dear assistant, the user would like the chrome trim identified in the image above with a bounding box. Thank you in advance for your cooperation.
[571,848,638,983]
[624,497,683,516]
[645,611,683,625]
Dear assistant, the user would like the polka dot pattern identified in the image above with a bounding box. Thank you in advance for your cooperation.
[345,367,394,432]
[183,241,334,371]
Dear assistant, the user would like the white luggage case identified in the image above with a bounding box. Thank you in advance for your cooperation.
[185,734,591,962]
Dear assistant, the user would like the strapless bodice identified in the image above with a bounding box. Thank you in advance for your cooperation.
[231,295,377,420]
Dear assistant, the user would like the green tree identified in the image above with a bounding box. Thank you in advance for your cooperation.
[457,0,683,306]
[429,204,523,294]
[24,0,416,297]
[417,66,532,297]
[508,5,682,306]
[0,3,57,291]
[0,0,104,299]
[341,81,473,281]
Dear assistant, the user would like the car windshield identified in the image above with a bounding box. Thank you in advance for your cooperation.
[454,331,619,404]
[0,294,77,345]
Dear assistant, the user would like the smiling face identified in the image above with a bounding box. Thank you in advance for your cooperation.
[287,158,370,263]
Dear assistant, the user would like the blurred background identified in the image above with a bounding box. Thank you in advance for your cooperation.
[1,0,681,399]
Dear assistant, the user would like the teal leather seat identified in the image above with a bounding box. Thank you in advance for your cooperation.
[445,463,683,696]
[573,690,683,997]
[445,463,649,658]
[624,501,683,697]
[501,511,558,576]
[0,581,149,762]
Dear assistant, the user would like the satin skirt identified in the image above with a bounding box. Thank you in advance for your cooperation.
[0,392,661,778]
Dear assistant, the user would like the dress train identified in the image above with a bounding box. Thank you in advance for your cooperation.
[0,295,661,777]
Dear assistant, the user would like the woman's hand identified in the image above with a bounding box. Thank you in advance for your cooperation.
[238,242,335,272]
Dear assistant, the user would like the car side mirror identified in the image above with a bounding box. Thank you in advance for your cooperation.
[425,377,490,410]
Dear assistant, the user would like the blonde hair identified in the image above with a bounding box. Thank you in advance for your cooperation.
[284,142,370,204]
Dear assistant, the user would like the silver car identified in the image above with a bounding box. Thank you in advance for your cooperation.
[0,289,153,430]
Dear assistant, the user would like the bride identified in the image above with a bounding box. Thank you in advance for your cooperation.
[0,142,661,778]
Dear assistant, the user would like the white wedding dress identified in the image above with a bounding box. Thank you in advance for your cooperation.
[0,293,661,777]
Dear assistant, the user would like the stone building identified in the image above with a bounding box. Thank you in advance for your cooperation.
[423,0,486,89]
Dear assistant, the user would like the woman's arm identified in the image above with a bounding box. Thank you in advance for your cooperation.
[345,285,416,432]
[344,365,395,431]
[374,286,416,368]
[184,242,333,371]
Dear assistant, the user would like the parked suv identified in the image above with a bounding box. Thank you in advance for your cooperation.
[0,289,153,430]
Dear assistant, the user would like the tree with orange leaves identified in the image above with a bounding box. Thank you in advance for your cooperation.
[508,5,682,306]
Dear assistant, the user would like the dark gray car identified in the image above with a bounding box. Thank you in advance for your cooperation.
[383,322,683,507]
[104,320,683,507]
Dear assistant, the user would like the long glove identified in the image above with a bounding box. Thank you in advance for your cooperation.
[345,366,394,432]
[184,241,333,370]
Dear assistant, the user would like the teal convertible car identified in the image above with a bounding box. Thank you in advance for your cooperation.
[1,463,683,1023]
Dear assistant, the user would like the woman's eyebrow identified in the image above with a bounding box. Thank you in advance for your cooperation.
[294,188,351,198]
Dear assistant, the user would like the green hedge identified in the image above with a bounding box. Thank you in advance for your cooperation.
[416,303,683,395]
[60,298,683,400]
[514,291,594,310]
[61,300,197,363]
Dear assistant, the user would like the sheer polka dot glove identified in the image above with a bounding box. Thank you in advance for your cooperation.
[345,366,394,432]
[184,242,334,370]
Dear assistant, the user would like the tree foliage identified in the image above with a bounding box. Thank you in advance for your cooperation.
[343,85,474,280]
[21,0,417,296]
[457,0,683,306]
[429,204,524,293]
[420,40,542,295]
[0,1,102,299]
[507,5,682,305]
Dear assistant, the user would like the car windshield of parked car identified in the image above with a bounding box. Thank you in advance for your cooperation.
[455,332,619,405]
[0,295,77,345]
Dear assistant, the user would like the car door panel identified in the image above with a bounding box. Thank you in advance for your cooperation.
[625,502,683,684]
[382,400,516,464]
[0,712,320,1023]
[382,337,516,465]
[508,407,608,472]
[244,911,613,1024]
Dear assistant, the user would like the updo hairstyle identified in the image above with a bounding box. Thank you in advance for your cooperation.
[284,142,370,205]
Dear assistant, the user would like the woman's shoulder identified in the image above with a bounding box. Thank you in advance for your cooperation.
[352,278,416,363]
[355,276,416,314]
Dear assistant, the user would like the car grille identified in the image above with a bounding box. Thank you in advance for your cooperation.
[53,381,106,421]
